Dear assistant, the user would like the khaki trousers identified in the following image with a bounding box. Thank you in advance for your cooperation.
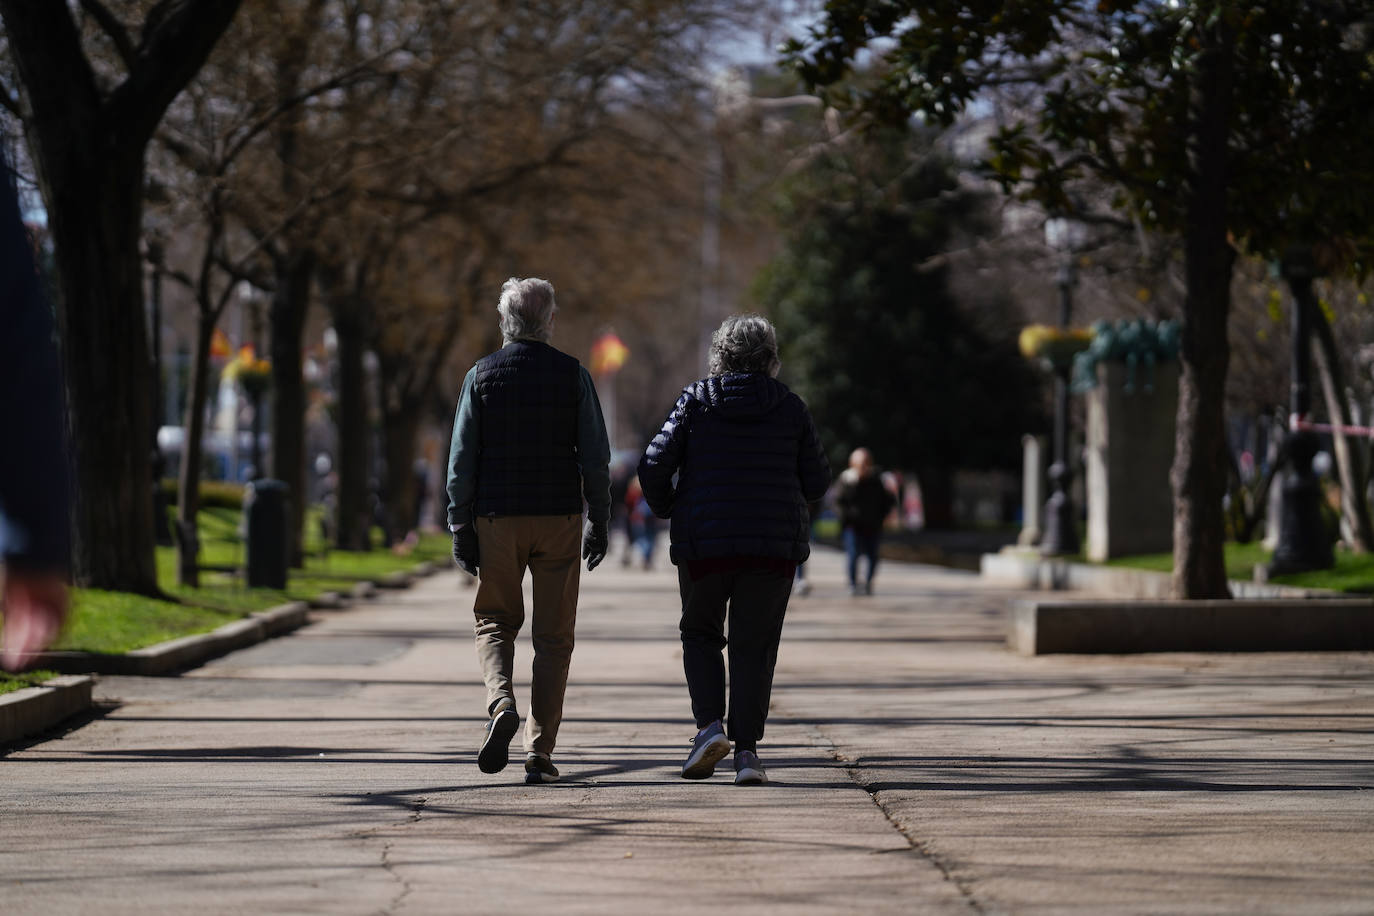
[472,514,582,757]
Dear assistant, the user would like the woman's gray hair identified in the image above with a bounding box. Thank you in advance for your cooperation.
[708,314,781,378]
[498,277,557,343]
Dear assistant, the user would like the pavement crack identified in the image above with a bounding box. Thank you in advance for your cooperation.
[375,797,426,916]
[808,725,984,914]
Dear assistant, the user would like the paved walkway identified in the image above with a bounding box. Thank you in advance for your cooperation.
[2,543,1372,914]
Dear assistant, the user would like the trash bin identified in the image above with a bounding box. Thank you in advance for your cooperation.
[244,479,290,589]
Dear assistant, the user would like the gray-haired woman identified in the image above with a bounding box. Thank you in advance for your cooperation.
[638,315,830,784]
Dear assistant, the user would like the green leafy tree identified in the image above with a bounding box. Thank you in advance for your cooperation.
[756,127,1045,528]
[786,1,1374,596]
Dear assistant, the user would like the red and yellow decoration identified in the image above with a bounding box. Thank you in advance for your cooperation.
[222,344,273,396]
[590,331,629,377]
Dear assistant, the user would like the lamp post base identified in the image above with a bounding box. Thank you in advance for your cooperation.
[1268,431,1333,577]
[1040,490,1080,557]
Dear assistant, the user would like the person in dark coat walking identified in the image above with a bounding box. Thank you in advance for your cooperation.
[835,447,897,596]
[1,141,71,671]
[638,315,829,785]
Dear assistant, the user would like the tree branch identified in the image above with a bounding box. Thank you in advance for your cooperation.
[108,0,246,149]
[78,0,137,71]
[0,1,101,139]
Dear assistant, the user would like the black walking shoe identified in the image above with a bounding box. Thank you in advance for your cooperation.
[681,720,731,780]
[733,749,768,785]
[477,699,519,774]
[524,753,560,784]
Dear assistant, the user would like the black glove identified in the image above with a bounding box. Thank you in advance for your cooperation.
[452,525,479,576]
[582,519,608,571]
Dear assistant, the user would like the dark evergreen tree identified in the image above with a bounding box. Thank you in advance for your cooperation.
[756,128,1045,528]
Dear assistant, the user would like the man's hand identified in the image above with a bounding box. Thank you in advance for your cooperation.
[451,525,479,577]
[582,519,608,571]
[1,569,69,671]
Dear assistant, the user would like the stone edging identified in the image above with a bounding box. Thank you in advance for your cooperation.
[0,675,95,746]
[5,560,439,744]
[980,549,1331,599]
[32,601,311,676]
[1010,597,1374,655]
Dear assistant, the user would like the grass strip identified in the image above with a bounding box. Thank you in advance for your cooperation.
[1103,540,1374,592]
[53,589,243,656]
[0,669,63,697]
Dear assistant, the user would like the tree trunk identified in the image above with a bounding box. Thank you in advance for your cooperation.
[175,321,217,587]
[1170,19,1235,600]
[382,401,423,542]
[0,0,244,594]
[332,304,372,551]
[270,250,314,566]
[44,144,161,594]
[1311,304,1373,552]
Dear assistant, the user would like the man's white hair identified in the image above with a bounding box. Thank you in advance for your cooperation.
[498,277,557,344]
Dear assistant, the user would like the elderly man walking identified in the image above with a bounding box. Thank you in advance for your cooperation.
[446,277,611,784]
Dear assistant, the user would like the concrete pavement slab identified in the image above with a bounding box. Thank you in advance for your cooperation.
[1,540,1371,914]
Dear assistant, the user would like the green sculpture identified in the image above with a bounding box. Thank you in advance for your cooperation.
[1071,318,1181,395]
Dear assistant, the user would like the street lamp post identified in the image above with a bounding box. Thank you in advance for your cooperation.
[1268,249,1334,575]
[146,235,173,545]
[1040,215,1090,556]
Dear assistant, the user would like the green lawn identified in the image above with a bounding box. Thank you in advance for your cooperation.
[0,669,62,697]
[55,589,243,655]
[37,505,450,657]
[1106,540,1374,593]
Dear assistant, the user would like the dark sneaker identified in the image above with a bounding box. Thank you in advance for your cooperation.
[734,749,767,785]
[524,753,560,784]
[477,700,519,774]
[681,720,731,780]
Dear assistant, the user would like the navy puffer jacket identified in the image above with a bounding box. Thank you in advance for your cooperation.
[638,373,830,565]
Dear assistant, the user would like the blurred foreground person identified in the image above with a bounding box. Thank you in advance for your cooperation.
[638,315,829,785]
[446,278,611,784]
[835,447,896,596]
[0,142,71,671]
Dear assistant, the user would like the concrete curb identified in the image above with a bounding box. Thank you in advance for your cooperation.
[1009,597,1374,654]
[981,549,1330,598]
[33,601,310,676]
[0,675,95,746]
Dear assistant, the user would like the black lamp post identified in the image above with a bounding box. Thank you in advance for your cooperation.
[1268,249,1334,575]
[147,236,173,545]
[1040,215,1089,556]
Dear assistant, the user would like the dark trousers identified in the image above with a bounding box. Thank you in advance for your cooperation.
[843,527,881,588]
[677,565,792,751]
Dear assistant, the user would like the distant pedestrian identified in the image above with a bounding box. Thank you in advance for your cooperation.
[835,447,896,596]
[446,277,611,784]
[0,138,71,671]
[639,315,829,785]
[624,476,658,570]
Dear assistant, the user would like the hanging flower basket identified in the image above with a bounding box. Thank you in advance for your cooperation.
[222,345,273,398]
[1018,324,1093,371]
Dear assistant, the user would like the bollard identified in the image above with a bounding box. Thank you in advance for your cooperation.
[244,479,290,589]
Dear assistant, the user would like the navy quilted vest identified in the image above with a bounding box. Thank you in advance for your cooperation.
[472,341,583,517]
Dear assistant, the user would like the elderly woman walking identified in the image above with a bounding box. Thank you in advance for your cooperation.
[638,315,829,785]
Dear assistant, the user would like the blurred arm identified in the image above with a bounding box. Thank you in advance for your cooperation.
[576,367,611,525]
[444,367,479,529]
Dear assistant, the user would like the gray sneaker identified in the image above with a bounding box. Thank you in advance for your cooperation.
[524,753,560,784]
[477,699,519,774]
[681,720,731,779]
[734,749,768,785]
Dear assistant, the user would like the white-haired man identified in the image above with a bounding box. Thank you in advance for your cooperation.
[446,277,611,784]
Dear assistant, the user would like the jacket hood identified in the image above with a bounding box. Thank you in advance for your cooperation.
[687,372,791,419]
